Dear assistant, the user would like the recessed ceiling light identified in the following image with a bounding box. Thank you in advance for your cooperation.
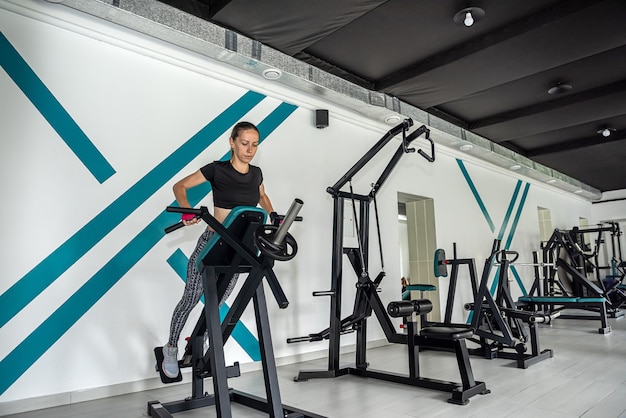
[453,7,485,27]
[546,179,557,184]
[459,144,473,151]
[509,164,522,171]
[597,128,615,137]
[384,115,402,124]
[262,68,282,80]
[574,189,583,194]
[547,82,572,95]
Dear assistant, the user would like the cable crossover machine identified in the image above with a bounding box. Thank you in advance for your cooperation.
[288,119,490,405]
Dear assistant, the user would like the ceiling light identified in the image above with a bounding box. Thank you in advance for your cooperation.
[459,144,473,151]
[574,189,583,194]
[546,179,557,184]
[547,82,572,95]
[597,128,615,137]
[453,7,485,27]
[509,164,521,171]
[262,68,282,80]
[384,115,402,124]
[464,12,474,26]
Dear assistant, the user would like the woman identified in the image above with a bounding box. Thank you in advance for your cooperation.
[162,121,275,379]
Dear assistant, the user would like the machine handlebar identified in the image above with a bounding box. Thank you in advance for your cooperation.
[164,207,204,233]
[418,130,435,162]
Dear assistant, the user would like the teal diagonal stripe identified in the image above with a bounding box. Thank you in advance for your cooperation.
[166,249,261,361]
[496,181,522,241]
[456,159,495,233]
[488,180,522,295]
[504,182,531,250]
[0,91,265,328]
[0,32,115,183]
[0,102,297,395]
[489,182,531,295]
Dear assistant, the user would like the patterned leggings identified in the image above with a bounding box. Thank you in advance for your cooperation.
[168,229,239,347]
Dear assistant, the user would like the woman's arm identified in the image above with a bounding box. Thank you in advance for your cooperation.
[258,182,275,215]
[173,170,207,225]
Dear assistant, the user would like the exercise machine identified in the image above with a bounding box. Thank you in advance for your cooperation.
[559,224,625,307]
[518,226,625,333]
[432,241,553,368]
[466,240,554,368]
[433,243,480,327]
[287,119,489,404]
[149,200,324,418]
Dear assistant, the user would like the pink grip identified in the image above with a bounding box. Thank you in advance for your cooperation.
[182,213,196,221]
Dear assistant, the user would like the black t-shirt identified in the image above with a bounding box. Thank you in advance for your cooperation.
[200,160,263,209]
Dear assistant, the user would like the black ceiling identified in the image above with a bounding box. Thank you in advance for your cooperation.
[160,0,626,193]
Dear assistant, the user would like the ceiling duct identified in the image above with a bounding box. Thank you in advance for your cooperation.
[42,0,601,200]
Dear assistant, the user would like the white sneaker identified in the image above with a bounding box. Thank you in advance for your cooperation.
[162,344,179,378]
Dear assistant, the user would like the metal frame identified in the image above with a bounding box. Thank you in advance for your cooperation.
[433,243,480,327]
[287,119,489,404]
[517,228,625,334]
[469,240,554,368]
[148,208,324,418]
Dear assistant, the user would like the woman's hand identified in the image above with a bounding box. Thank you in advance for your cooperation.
[182,213,201,226]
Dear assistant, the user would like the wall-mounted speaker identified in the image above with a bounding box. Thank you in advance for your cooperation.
[316,109,329,129]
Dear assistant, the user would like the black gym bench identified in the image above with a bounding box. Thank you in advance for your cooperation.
[517,296,610,334]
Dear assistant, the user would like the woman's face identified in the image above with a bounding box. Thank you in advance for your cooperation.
[230,128,260,164]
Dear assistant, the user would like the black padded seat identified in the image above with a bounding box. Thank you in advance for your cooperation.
[421,326,473,341]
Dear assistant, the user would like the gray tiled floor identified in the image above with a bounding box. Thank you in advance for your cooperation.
[5,314,626,418]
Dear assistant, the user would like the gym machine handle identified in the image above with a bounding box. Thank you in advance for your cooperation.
[402,124,435,162]
[418,130,435,162]
[326,118,413,196]
[496,250,520,264]
[529,312,561,324]
[312,291,335,297]
[164,205,302,234]
[164,207,204,233]
[271,214,303,226]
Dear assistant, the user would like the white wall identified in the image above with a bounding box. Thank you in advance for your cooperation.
[0,0,596,410]
[592,190,626,223]
[399,219,410,277]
